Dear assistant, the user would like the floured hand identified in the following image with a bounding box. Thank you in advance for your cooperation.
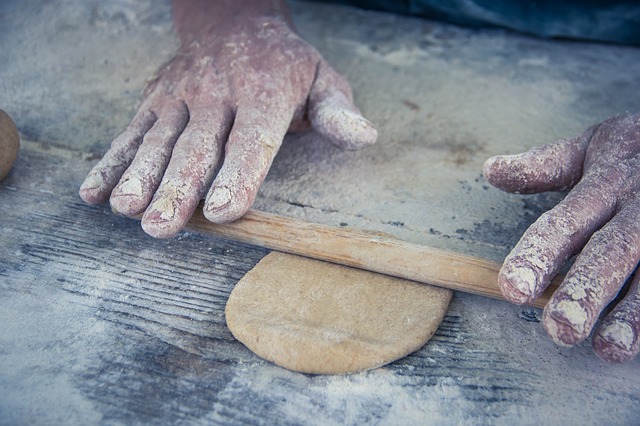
[79,0,376,238]
[484,113,640,363]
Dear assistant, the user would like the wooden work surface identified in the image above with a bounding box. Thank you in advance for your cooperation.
[1,1,640,424]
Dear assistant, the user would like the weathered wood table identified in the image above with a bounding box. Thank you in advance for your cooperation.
[1,1,639,424]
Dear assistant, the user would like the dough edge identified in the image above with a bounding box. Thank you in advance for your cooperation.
[226,252,452,375]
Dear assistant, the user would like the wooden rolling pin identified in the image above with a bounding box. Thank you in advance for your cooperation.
[183,208,558,308]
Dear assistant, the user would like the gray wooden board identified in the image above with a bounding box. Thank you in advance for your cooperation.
[1,0,640,424]
[1,144,639,425]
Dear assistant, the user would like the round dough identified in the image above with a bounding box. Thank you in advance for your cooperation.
[226,252,452,374]
[0,109,19,181]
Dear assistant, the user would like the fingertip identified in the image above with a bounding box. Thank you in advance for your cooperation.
[498,264,538,305]
[140,189,187,238]
[312,102,378,150]
[79,188,101,205]
[110,176,148,216]
[542,300,590,346]
[349,114,378,149]
[542,315,578,347]
[593,320,638,363]
[79,174,109,204]
[481,155,501,184]
[203,185,251,224]
[141,209,182,238]
[308,60,377,149]
[481,153,527,193]
[110,194,146,217]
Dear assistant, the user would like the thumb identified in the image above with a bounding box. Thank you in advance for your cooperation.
[483,125,596,194]
[308,60,377,150]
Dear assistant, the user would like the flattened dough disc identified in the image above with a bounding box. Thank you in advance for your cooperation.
[226,252,452,374]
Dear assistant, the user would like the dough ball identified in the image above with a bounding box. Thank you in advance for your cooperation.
[226,252,452,375]
[0,109,19,181]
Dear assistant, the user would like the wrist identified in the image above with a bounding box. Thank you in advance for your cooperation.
[172,0,293,46]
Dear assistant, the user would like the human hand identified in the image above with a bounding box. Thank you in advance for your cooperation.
[79,0,376,238]
[483,113,640,362]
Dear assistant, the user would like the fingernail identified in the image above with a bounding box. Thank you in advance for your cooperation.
[144,194,176,223]
[543,300,589,346]
[110,177,146,215]
[141,200,178,239]
[80,174,103,192]
[499,266,537,304]
[355,116,378,146]
[79,174,107,204]
[205,186,232,212]
[597,320,635,352]
[113,177,143,198]
[593,320,637,363]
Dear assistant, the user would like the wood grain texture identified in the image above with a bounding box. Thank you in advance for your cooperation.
[1,145,638,425]
[3,0,640,420]
[185,208,560,308]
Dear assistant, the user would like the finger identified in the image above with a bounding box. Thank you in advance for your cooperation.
[593,276,640,363]
[79,109,157,204]
[483,125,597,194]
[141,106,233,238]
[202,100,294,223]
[110,101,189,216]
[308,60,377,150]
[498,175,619,304]
[542,198,640,347]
